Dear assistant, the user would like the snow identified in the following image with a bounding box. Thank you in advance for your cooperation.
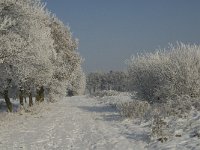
[0,96,148,150]
[148,109,200,150]
[1,95,200,150]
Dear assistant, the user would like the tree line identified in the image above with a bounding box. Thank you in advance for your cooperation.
[86,71,129,94]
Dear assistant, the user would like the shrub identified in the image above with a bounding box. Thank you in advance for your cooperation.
[92,90,120,97]
[117,100,150,118]
[151,115,169,142]
[149,101,200,143]
[127,43,200,103]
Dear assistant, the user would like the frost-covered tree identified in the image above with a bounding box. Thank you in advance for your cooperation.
[0,19,24,111]
[67,65,86,96]
[0,0,55,110]
[86,71,129,94]
[48,16,84,101]
[86,72,102,94]
[0,0,85,111]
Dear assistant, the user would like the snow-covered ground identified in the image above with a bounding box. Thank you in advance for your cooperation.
[1,95,200,150]
[0,96,149,150]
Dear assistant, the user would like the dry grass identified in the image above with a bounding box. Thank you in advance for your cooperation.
[92,90,120,97]
[117,100,150,118]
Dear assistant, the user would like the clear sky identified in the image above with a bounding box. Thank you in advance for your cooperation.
[44,0,200,73]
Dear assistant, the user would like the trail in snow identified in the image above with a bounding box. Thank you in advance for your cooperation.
[0,96,149,150]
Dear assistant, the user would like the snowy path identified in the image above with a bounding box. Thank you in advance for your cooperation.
[0,96,149,150]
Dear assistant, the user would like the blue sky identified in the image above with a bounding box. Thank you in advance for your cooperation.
[44,0,200,72]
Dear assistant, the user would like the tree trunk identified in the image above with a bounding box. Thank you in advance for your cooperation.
[19,88,24,106]
[89,88,92,95]
[68,90,73,97]
[36,86,44,102]
[4,89,12,112]
[24,97,27,103]
[93,87,96,93]
[29,92,33,107]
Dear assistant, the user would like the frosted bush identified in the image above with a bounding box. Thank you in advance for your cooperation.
[149,107,200,144]
[164,95,193,118]
[146,95,200,142]
[127,43,200,103]
[92,90,120,97]
[117,100,150,118]
[151,115,170,143]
